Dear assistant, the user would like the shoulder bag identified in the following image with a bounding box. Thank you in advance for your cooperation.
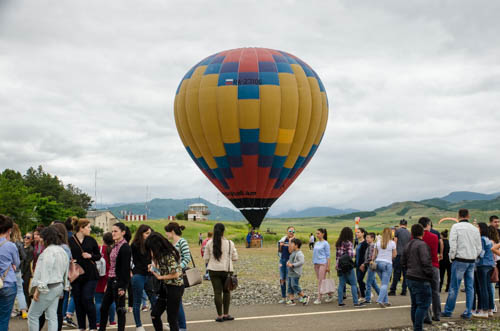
[182,252,202,288]
[95,246,107,277]
[491,266,499,283]
[224,240,238,291]
[69,236,86,282]
[0,240,11,289]
[319,271,336,294]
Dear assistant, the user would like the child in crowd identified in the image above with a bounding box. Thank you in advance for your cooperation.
[286,238,309,305]
[360,232,380,304]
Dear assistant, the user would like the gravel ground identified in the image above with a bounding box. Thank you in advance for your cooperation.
[183,244,348,308]
[388,318,500,331]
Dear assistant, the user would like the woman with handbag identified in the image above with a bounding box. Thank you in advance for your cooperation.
[68,218,101,331]
[165,222,190,331]
[98,222,131,331]
[146,232,184,331]
[312,228,333,304]
[335,227,364,307]
[27,226,69,331]
[131,224,157,331]
[203,223,238,322]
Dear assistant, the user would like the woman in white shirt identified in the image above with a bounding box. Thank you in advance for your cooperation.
[204,223,238,323]
[372,228,396,308]
[28,226,70,331]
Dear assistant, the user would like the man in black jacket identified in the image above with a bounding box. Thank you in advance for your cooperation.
[401,224,433,331]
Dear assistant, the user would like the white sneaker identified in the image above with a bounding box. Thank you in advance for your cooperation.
[313,299,322,305]
[489,311,494,317]
[278,298,286,304]
[472,311,489,319]
[324,295,334,303]
[136,327,146,331]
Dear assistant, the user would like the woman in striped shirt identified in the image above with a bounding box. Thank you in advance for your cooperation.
[165,222,190,331]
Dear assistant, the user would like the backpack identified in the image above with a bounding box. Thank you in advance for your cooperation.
[338,253,355,274]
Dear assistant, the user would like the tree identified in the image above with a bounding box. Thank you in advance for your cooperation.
[91,225,104,236]
[0,169,37,232]
[35,196,70,226]
[175,212,185,220]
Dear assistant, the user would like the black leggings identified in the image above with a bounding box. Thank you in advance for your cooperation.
[209,270,231,316]
[439,261,451,292]
[99,278,126,331]
[151,284,184,331]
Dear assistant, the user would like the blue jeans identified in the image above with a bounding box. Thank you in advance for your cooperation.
[0,284,17,331]
[65,292,75,315]
[376,261,392,304]
[287,276,302,296]
[131,274,157,327]
[16,272,28,311]
[338,269,359,304]
[365,268,380,302]
[279,259,288,298]
[407,279,432,331]
[443,261,475,318]
[476,266,493,311]
[95,292,115,324]
[178,299,186,330]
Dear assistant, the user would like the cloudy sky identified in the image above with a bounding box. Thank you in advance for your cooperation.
[1,0,500,214]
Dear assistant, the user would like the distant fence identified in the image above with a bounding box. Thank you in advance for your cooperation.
[125,214,147,221]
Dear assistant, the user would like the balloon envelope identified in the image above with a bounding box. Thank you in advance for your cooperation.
[174,47,328,228]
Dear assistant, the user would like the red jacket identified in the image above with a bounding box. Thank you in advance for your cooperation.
[422,231,439,268]
[96,245,111,293]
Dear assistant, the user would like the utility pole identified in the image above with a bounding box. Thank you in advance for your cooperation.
[94,169,97,209]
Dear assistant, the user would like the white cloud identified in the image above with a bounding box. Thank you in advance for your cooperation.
[1,0,500,215]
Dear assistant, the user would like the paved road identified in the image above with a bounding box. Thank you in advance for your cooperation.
[10,293,468,330]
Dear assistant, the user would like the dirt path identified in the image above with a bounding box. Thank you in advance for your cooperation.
[10,293,469,330]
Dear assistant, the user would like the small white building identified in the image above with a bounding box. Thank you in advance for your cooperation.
[86,210,118,233]
[186,203,210,221]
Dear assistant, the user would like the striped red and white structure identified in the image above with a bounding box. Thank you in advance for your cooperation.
[125,214,147,221]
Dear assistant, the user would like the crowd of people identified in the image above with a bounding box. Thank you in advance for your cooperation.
[0,216,238,331]
[277,209,500,331]
[2,207,500,331]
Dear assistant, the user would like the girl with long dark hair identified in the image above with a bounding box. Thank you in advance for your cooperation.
[165,222,190,330]
[335,227,364,307]
[98,223,131,331]
[146,232,184,331]
[439,230,451,292]
[68,218,101,331]
[312,228,333,304]
[130,225,156,330]
[203,223,238,322]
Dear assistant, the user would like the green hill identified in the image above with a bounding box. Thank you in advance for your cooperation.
[107,198,244,221]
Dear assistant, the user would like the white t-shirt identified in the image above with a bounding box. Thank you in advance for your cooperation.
[375,240,396,264]
[309,235,315,243]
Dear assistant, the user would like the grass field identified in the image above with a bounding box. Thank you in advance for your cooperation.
[122,202,500,246]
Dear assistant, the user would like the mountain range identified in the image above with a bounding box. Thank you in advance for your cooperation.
[94,190,500,220]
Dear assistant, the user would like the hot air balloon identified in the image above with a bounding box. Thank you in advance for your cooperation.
[174,47,328,228]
